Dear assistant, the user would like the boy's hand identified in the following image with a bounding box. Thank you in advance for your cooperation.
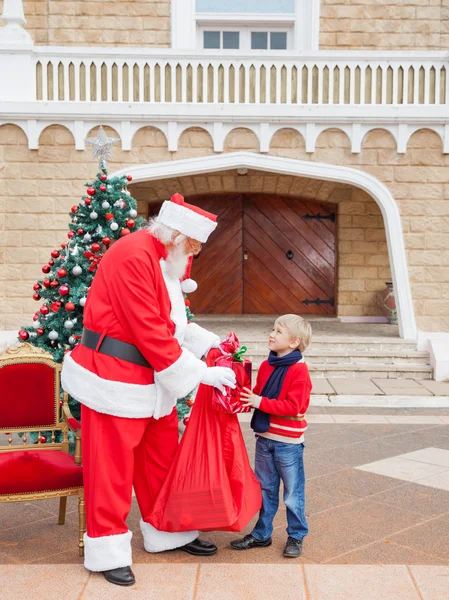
[240,387,262,409]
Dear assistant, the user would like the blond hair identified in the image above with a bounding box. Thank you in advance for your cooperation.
[274,314,312,353]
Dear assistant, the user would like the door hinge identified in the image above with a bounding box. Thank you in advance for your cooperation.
[303,213,335,222]
[302,297,335,307]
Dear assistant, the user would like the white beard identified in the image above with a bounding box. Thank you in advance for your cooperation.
[165,244,190,280]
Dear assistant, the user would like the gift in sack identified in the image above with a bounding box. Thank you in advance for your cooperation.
[212,332,252,414]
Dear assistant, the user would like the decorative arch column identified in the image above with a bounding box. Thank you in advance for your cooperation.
[112,152,417,340]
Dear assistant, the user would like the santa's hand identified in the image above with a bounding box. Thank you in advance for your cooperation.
[201,366,236,394]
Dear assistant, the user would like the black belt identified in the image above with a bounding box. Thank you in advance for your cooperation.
[81,328,152,369]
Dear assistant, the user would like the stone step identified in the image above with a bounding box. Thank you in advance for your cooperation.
[246,349,430,366]
[250,362,433,380]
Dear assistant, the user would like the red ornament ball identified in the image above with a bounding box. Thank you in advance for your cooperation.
[56,301,62,307]
[51,250,60,259]
[105,213,114,221]
[50,280,59,288]
[126,219,135,229]
[65,302,75,312]
[87,187,96,196]
[50,302,60,313]
[33,313,39,321]
[127,175,133,182]
[102,237,111,246]
[57,268,67,278]
[19,330,30,341]
[33,283,42,291]
[40,435,47,444]
[42,265,51,274]
[84,250,93,259]
[61,243,67,249]
[37,328,44,336]
[59,285,70,297]
[99,185,106,192]
[186,399,194,407]
[48,260,55,267]
[43,279,51,288]
[121,228,131,237]
[183,417,190,427]
[71,205,78,214]
[40,306,50,316]
[67,231,75,239]
[184,299,191,307]
[91,243,101,253]
[100,174,107,182]
[33,293,41,301]
[84,197,92,206]
[77,228,84,235]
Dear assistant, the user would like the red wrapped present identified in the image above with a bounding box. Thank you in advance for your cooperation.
[212,332,252,414]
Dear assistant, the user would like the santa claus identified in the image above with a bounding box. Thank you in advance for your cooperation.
[61,193,236,586]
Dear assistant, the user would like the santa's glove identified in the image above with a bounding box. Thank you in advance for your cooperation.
[201,366,236,394]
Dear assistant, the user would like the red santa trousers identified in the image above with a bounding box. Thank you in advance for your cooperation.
[81,405,198,572]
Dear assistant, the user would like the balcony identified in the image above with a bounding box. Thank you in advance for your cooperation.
[1,28,448,152]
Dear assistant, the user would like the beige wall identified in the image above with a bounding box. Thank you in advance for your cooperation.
[0,1,170,46]
[1,124,448,331]
[321,0,449,50]
[1,1,447,50]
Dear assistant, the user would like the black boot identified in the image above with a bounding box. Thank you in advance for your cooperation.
[179,538,217,556]
[102,566,135,586]
[230,534,272,550]
[283,537,303,558]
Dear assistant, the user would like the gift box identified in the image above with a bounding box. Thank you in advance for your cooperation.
[212,332,252,414]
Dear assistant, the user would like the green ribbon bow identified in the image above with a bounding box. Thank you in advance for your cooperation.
[233,346,247,362]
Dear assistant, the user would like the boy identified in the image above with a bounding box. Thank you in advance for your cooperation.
[231,315,312,558]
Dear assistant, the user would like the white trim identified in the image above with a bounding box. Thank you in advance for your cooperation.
[154,348,207,418]
[183,323,220,359]
[84,530,132,572]
[417,332,449,382]
[160,258,189,343]
[61,353,159,418]
[140,519,198,553]
[157,200,217,243]
[112,152,417,340]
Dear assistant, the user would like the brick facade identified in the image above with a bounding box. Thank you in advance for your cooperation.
[1,124,448,331]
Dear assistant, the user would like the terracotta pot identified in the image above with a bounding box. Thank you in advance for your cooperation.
[381,281,397,325]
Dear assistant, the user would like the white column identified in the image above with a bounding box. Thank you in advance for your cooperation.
[171,0,196,50]
[0,0,35,102]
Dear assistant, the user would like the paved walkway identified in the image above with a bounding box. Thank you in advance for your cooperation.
[2,408,449,598]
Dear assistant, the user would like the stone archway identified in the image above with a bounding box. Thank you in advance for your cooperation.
[112,152,416,339]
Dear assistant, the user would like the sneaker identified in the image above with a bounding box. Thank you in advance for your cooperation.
[230,534,272,550]
[283,536,303,558]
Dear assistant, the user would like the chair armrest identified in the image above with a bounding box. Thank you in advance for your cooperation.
[62,392,82,466]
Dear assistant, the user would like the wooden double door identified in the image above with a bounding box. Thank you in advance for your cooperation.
[187,194,337,315]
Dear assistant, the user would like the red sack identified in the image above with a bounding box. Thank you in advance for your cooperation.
[212,332,252,414]
[148,348,262,533]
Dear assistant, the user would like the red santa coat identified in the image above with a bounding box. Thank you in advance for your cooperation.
[61,229,218,419]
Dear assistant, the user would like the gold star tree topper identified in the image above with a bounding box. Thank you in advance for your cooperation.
[85,126,120,165]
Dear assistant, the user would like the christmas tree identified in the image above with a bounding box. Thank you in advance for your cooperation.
[18,126,196,433]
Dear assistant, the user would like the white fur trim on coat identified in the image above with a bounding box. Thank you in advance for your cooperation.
[180,278,198,294]
[157,201,217,243]
[160,259,188,344]
[84,530,132,572]
[140,519,198,553]
[61,352,159,418]
[154,347,207,419]
[182,323,220,360]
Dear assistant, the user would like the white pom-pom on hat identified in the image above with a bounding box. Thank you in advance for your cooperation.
[181,279,198,294]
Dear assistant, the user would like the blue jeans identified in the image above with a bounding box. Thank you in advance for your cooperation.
[251,436,308,542]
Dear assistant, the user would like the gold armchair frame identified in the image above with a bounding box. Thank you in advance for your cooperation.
[0,343,85,557]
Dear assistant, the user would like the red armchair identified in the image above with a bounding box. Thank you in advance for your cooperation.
[0,343,85,556]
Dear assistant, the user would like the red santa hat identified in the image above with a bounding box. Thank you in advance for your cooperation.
[157,193,218,244]
[181,255,197,294]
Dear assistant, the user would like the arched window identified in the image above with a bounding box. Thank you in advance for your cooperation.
[171,0,320,52]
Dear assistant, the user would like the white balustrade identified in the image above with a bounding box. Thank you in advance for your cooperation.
[25,49,447,107]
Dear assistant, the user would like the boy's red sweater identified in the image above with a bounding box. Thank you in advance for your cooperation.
[252,359,312,444]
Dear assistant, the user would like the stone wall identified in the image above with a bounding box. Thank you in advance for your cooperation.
[0,124,448,331]
[0,1,170,46]
[321,0,449,50]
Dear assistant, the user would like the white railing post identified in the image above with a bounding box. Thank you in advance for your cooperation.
[0,0,35,101]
